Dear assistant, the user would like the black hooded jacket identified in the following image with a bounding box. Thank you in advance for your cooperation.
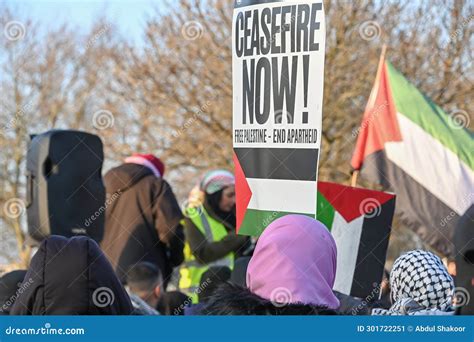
[10,235,132,315]
[201,282,338,315]
[100,163,184,285]
[0,270,27,315]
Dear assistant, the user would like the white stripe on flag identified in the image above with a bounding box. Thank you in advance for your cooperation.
[385,113,474,215]
[332,212,364,295]
[246,178,316,214]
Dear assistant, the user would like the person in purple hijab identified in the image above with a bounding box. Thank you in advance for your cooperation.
[201,215,340,315]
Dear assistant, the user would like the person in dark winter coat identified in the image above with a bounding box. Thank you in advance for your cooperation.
[0,270,27,315]
[202,215,340,315]
[100,154,184,287]
[10,235,132,315]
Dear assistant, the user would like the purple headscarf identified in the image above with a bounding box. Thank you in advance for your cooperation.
[246,215,340,309]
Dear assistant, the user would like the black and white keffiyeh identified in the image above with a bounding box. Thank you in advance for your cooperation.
[372,250,455,316]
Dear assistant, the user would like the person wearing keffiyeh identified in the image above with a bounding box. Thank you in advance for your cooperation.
[372,250,455,315]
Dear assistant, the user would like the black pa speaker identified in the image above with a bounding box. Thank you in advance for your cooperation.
[26,130,105,243]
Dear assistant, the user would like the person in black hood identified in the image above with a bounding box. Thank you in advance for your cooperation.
[10,235,132,315]
[100,154,184,287]
[0,270,27,315]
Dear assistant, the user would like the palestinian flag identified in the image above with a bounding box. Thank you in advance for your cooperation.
[351,59,474,257]
[318,181,395,298]
[234,148,318,236]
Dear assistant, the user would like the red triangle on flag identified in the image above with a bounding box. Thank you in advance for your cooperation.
[233,151,252,233]
[351,61,402,170]
[318,181,395,223]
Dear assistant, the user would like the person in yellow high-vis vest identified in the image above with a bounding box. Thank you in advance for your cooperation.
[179,170,248,301]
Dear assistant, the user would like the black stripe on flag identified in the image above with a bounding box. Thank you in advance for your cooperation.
[234,147,318,181]
[350,198,395,298]
[234,0,285,9]
[362,150,457,257]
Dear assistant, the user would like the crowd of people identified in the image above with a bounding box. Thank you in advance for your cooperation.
[0,153,468,315]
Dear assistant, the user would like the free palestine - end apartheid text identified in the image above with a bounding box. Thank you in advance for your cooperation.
[234,128,317,144]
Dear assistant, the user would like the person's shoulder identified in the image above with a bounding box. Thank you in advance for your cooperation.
[201,282,338,315]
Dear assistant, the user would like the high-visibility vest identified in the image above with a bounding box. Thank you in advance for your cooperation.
[179,207,234,302]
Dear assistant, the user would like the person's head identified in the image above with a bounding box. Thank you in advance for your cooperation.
[10,235,132,315]
[0,270,27,315]
[157,291,191,316]
[200,170,235,213]
[246,215,339,310]
[380,269,391,298]
[124,153,165,178]
[447,259,456,277]
[198,266,231,303]
[388,250,454,313]
[127,262,163,309]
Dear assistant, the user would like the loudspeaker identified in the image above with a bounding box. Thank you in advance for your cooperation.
[26,130,105,243]
[454,204,474,315]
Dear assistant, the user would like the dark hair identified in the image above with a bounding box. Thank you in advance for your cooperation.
[127,262,162,292]
[201,282,338,315]
[206,190,224,213]
[205,189,236,227]
[198,266,231,302]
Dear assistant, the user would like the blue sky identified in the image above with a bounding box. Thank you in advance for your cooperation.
[3,0,162,44]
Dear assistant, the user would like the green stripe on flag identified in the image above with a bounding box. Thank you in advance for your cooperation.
[239,192,338,236]
[238,209,313,236]
[316,191,335,231]
[386,61,474,170]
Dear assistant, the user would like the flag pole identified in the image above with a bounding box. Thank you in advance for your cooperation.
[349,44,387,188]
[350,170,359,187]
